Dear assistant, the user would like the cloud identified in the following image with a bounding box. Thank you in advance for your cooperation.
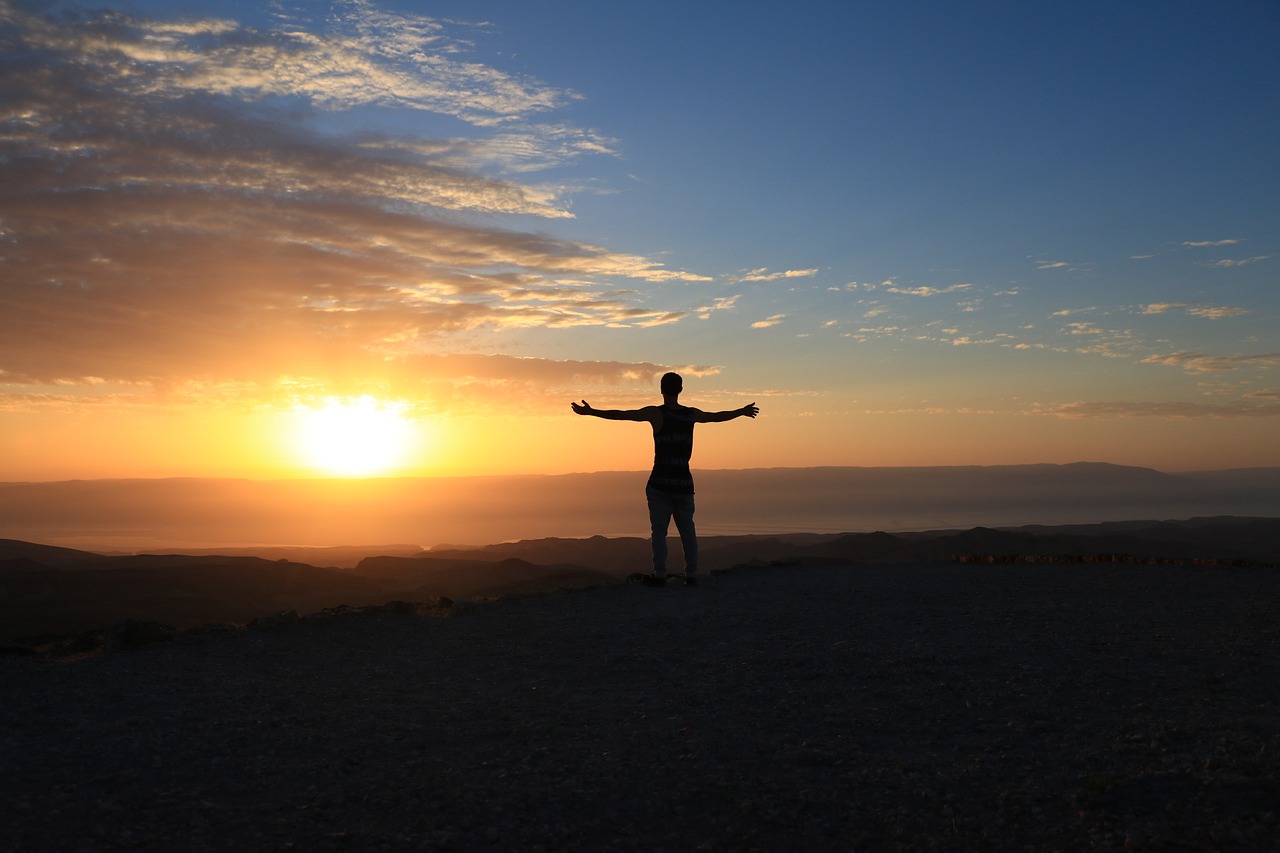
[1034,260,1072,270]
[884,283,973,297]
[695,295,741,320]
[1142,303,1248,319]
[1033,400,1280,419]
[750,314,787,329]
[1141,352,1280,374]
[0,3,708,401]
[1206,256,1270,268]
[1187,306,1250,319]
[730,268,820,283]
[1183,239,1240,248]
[0,353,725,415]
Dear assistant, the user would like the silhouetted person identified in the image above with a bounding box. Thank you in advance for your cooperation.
[572,372,758,586]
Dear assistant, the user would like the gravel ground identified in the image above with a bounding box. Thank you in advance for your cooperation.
[4,561,1280,851]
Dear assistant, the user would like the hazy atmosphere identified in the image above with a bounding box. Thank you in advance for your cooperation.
[3,0,1278,482]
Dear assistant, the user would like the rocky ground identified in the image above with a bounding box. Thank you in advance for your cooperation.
[4,561,1280,851]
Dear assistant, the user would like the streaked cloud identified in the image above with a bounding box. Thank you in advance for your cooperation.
[1142,303,1186,315]
[884,283,973,297]
[1142,303,1250,319]
[695,295,741,320]
[750,314,787,329]
[1187,306,1250,319]
[730,268,820,283]
[1206,256,1271,268]
[1033,400,1280,418]
[1141,352,1280,374]
[0,2,708,403]
[1183,239,1241,248]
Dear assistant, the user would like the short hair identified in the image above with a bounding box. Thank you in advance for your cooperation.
[660,372,683,394]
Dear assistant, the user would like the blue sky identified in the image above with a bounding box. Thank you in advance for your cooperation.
[1,0,1278,478]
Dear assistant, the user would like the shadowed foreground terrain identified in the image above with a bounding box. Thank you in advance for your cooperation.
[4,516,1278,644]
[4,561,1279,850]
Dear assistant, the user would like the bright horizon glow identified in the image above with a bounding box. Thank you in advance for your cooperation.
[1,1,1278,483]
[291,397,418,477]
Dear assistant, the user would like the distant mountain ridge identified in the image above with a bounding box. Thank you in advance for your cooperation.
[2,464,1278,550]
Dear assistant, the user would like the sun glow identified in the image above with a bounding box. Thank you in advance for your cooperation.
[292,396,419,477]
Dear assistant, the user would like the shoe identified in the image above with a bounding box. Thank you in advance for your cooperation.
[641,574,667,587]
[683,576,698,587]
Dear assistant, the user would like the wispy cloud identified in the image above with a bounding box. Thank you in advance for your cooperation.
[751,314,787,329]
[1142,303,1250,319]
[1141,303,1186,315]
[835,279,897,292]
[730,268,820,283]
[1206,256,1271,268]
[1141,352,1280,374]
[1183,239,1241,248]
[0,3,706,403]
[884,283,973,297]
[1033,400,1280,418]
[695,295,741,320]
[1187,306,1250,319]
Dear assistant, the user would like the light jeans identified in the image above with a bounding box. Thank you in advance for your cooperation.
[646,484,697,578]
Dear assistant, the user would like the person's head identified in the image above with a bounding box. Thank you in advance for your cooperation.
[660,372,683,396]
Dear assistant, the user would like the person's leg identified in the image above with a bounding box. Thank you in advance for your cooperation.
[646,485,672,579]
[672,493,697,578]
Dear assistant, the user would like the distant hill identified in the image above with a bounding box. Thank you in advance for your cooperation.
[0,539,107,566]
[0,553,394,642]
[2,465,1278,550]
[410,516,1280,572]
[0,546,616,643]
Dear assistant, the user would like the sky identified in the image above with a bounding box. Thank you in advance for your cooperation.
[2,0,1278,482]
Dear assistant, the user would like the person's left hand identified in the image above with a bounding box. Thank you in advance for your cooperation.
[571,400,593,415]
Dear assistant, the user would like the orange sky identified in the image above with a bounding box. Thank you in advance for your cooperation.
[3,391,1279,483]
[2,2,1278,482]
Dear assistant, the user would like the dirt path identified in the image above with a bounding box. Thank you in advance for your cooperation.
[4,561,1280,851]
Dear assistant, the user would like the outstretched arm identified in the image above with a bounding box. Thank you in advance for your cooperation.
[694,402,759,423]
[571,400,661,424]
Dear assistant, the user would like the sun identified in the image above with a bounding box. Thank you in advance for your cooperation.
[292,396,417,477]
